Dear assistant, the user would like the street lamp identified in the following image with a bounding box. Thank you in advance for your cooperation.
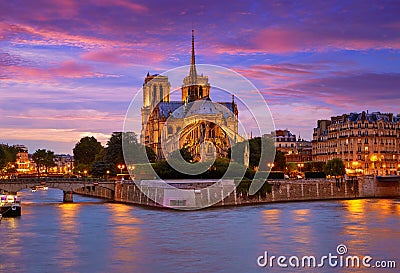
[117,164,125,174]
[297,163,304,171]
[83,170,88,177]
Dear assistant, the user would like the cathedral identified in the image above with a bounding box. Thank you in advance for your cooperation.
[141,30,241,161]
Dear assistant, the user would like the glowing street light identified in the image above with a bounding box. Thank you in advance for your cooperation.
[117,164,125,174]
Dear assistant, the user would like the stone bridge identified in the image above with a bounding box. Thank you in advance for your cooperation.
[0,177,116,202]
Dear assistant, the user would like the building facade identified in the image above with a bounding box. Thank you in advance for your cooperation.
[53,154,74,174]
[265,130,312,163]
[14,145,33,173]
[141,31,240,161]
[312,111,400,175]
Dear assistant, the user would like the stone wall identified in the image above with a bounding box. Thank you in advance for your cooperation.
[74,185,115,200]
[74,177,400,208]
[233,179,359,206]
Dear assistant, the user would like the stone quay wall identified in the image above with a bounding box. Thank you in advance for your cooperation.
[74,185,115,200]
[74,176,400,208]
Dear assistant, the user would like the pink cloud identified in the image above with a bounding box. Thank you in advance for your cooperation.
[81,48,165,66]
[92,0,148,12]
[1,60,119,83]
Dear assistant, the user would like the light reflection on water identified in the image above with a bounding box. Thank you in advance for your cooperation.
[0,189,399,273]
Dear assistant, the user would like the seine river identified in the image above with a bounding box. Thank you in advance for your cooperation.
[0,189,399,273]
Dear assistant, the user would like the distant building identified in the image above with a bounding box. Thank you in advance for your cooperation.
[265,129,312,163]
[312,111,400,175]
[286,138,313,163]
[273,129,297,153]
[13,145,32,173]
[53,154,74,174]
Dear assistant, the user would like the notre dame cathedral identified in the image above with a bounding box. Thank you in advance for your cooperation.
[141,30,242,161]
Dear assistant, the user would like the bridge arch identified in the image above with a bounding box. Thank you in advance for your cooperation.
[0,178,116,202]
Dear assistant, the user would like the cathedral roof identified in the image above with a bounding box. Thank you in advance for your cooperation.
[157,101,183,117]
[155,99,236,119]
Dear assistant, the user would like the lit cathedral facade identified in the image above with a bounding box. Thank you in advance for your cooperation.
[141,31,241,161]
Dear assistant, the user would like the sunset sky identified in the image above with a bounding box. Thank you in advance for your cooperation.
[1,0,399,154]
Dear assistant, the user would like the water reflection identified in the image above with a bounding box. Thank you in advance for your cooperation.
[342,200,367,255]
[1,191,399,273]
[291,209,311,245]
[107,204,142,272]
[55,203,80,270]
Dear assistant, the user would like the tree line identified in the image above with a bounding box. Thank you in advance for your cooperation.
[1,134,346,180]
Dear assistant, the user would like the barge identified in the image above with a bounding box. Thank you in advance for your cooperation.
[0,194,21,217]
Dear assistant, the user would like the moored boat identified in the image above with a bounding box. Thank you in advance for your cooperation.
[0,194,21,217]
[35,185,49,191]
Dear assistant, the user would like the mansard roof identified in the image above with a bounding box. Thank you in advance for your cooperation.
[331,111,399,124]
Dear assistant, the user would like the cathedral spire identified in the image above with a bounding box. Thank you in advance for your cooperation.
[189,29,198,85]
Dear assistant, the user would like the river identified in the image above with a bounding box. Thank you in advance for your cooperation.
[0,189,399,273]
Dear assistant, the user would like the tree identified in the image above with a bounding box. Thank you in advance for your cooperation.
[304,161,326,172]
[91,161,112,177]
[32,149,55,175]
[168,147,193,163]
[73,136,104,166]
[325,158,346,186]
[145,146,157,163]
[229,136,275,171]
[0,144,18,172]
[104,132,125,169]
[273,150,286,171]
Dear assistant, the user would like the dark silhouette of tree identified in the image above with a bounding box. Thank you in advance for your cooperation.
[145,146,157,163]
[91,161,112,177]
[273,150,286,171]
[73,136,104,166]
[104,132,125,169]
[0,145,17,173]
[32,149,55,175]
[168,147,193,163]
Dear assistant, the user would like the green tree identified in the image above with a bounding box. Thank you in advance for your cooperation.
[32,149,55,175]
[304,161,326,172]
[91,161,112,177]
[230,136,275,170]
[104,132,125,169]
[273,150,286,171]
[0,145,18,174]
[325,158,346,185]
[73,136,104,166]
[145,146,157,163]
[168,147,193,163]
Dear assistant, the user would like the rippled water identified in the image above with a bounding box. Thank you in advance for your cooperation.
[0,189,399,273]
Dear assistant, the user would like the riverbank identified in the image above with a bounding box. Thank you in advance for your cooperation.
[73,176,400,209]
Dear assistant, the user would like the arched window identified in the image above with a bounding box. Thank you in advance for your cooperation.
[168,126,173,134]
[153,85,157,103]
[159,85,163,102]
[208,143,213,153]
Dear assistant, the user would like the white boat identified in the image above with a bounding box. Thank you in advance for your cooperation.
[0,194,21,217]
[35,185,48,191]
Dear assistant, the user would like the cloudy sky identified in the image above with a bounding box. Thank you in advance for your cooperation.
[1,0,399,154]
